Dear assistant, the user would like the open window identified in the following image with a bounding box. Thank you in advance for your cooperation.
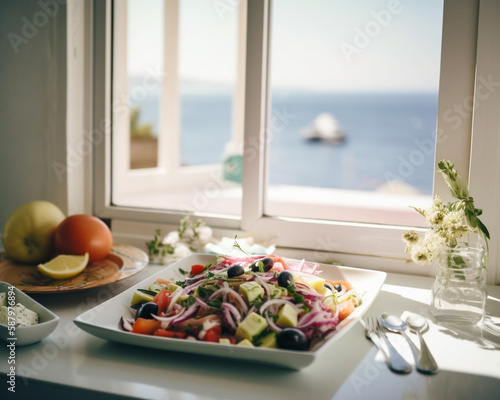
[92,0,500,283]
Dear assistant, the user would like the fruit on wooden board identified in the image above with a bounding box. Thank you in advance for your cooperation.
[2,201,65,264]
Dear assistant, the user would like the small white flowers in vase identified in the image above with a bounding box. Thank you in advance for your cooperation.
[147,217,214,264]
[402,160,489,267]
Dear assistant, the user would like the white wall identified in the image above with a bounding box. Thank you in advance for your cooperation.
[0,0,68,231]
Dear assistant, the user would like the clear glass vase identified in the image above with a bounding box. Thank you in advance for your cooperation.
[430,242,487,324]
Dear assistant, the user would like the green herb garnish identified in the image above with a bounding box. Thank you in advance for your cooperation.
[233,236,249,256]
[206,299,223,310]
[180,295,196,308]
[146,229,174,259]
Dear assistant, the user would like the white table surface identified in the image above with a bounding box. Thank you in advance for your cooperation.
[1,263,499,400]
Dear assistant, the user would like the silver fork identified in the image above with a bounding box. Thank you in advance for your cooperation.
[364,317,389,359]
[364,317,411,374]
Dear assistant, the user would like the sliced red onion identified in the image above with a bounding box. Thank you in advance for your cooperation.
[172,302,199,325]
[222,302,242,325]
[286,259,321,276]
[190,271,208,280]
[209,285,248,315]
[172,303,184,313]
[298,308,339,329]
[152,310,185,322]
[120,316,134,332]
[255,273,275,282]
[295,282,317,293]
[195,297,210,310]
[208,286,232,301]
[219,255,269,268]
[295,288,320,301]
[152,309,185,329]
[166,287,184,314]
[223,308,237,332]
[264,312,283,333]
[216,266,231,274]
[254,275,271,300]
[297,311,321,328]
[184,278,207,294]
[209,263,226,271]
[297,300,323,327]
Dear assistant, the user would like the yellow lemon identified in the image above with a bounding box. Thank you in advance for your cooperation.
[37,253,89,279]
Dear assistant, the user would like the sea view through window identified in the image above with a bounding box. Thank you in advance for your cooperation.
[119,0,444,226]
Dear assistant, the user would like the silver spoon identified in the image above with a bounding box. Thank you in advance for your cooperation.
[379,313,420,367]
[406,314,439,374]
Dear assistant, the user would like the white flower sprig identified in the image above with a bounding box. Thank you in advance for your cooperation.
[403,160,489,266]
[147,217,213,264]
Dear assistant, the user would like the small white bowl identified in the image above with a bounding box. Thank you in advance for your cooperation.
[0,281,59,346]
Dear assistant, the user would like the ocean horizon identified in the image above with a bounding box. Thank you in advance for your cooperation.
[131,88,439,195]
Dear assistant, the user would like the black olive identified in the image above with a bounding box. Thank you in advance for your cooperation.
[136,302,159,320]
[277,271,294,288]
[276,328,309,351]
[333,283,342,292]
[250,257,274,272]
[227,264,245,278]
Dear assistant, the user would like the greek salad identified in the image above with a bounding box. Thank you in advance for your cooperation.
[120,254,361,351]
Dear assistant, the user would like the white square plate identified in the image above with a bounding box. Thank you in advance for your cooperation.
[74,254,386,370]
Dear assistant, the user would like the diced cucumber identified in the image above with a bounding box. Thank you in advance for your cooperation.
[130,290,155,305]
[276,303,298,328]
[268,284,287,299]
[236,339,254,347]
[148,283,164,293]
[167,282,182,293]
[239,282,264,304]
[235,312,268,341]
[256,332,277,348]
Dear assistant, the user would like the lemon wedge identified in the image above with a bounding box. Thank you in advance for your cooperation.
[37,253,89,279]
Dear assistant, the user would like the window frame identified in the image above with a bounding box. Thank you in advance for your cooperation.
[92,0,500,284]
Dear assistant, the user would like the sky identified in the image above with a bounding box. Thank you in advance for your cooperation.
[127,0,444,93]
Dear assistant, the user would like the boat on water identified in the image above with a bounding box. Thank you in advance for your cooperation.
[302,112,345,144]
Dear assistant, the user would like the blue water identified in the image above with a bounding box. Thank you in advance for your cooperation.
[135,91,438,195]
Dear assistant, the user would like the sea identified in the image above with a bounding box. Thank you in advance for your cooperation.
[134,90,439,195]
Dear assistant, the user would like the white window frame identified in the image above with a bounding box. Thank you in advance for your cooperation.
[112,0,222,197]
[92,0,500,284]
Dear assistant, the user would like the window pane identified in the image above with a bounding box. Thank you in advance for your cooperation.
[179,0,237,168]
[113,0,243,217]
[127,0,163,169]
[266,0,444,226]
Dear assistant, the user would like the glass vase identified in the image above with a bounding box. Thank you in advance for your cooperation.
[430,242,487,324]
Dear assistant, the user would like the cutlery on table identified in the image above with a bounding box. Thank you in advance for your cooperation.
[380,312,437,374]
[405,314,439,374]
[363,317,412,374]
[375,317,412,373]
